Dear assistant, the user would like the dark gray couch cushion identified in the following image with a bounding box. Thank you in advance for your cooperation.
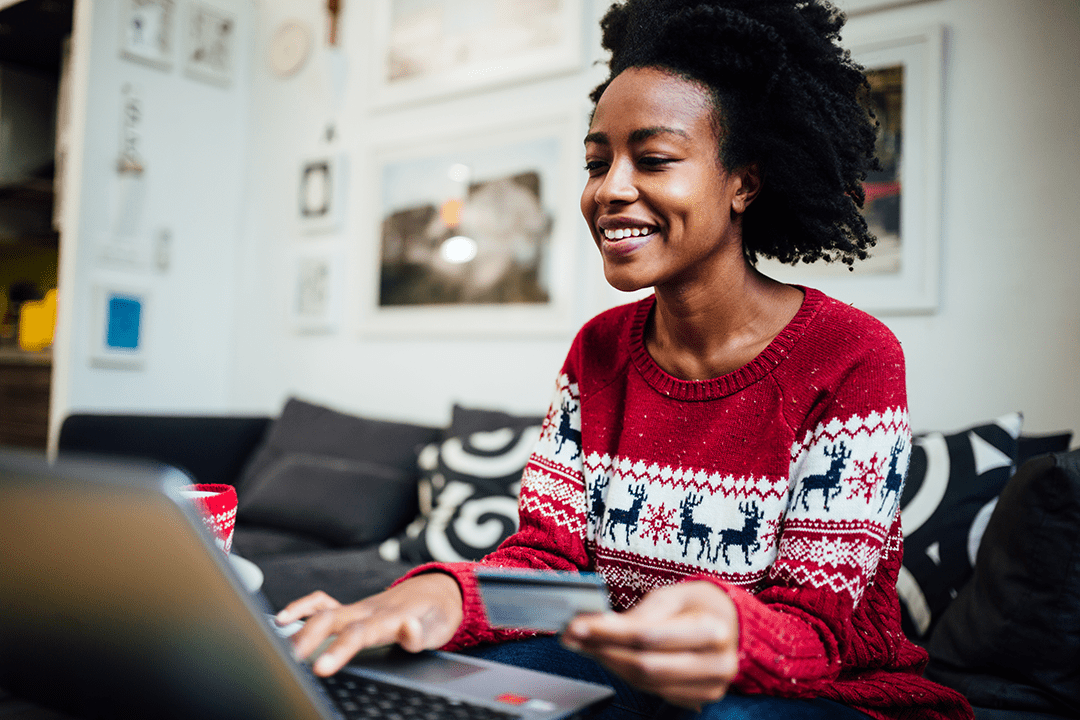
[239,454,416,546]
[235,398,440,546]
[926,449,1080,718]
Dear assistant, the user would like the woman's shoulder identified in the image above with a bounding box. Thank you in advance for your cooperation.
[799,287,903,359]
[781,288,908,430]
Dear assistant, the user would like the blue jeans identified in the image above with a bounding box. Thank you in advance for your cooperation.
[465,636,870,720]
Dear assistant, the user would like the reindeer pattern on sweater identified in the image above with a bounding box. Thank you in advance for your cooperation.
[527,370,910,612]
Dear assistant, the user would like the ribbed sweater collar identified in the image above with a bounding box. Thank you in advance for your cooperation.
[627,286,824,401]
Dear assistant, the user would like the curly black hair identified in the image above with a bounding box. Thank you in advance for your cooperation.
[591,0,880,266]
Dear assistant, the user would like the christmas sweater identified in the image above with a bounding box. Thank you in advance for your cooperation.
[404,288,973,720]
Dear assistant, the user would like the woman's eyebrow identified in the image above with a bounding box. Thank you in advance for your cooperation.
[583,126,689,146]
[630,126,689,142]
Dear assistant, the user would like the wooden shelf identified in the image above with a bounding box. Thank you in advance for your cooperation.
[0,354,51,450]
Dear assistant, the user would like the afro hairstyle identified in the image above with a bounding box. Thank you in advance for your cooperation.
[591,0,881,266]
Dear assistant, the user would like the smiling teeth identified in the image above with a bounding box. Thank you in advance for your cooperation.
[603,227,653,240]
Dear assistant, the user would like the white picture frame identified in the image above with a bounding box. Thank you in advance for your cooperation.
[359,114,580,336]
[119,0,176,70]
[834,0,937,17]
[89,283,150,369]
[182,1,237,86]
[297,154,348,235]
[290,247,344,333]
[756,24,946,315]
[371,0,584,108]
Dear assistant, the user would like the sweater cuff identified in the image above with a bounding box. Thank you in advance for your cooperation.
[688,575,828,696]
[395,561,490,651]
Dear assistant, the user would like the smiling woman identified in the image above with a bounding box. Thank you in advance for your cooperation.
[276,3,974,719]
[582,68,755,298]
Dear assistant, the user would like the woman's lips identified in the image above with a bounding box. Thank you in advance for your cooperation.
[599,226,658,257]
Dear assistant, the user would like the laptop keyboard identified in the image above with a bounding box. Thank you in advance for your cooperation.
[319,674,522,720]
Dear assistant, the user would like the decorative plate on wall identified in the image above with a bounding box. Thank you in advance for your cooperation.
[269,20,312,78]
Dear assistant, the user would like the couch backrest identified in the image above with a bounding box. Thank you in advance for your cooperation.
[58,414,272,487]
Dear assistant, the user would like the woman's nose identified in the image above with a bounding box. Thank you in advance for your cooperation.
[594,159,639,206]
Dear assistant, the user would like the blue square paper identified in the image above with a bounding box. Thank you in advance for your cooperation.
[105,295,142,350]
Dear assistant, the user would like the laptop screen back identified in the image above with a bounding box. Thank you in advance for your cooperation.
[0,450,332,720]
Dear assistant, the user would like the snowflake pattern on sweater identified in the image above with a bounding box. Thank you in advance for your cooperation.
[407,288,973,720]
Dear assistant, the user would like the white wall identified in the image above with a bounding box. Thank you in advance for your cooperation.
[51,0,253,442]
[55,0,1080,442]
[232,0,1080,437]
[849,0,1080,436]
[229,0,627,426]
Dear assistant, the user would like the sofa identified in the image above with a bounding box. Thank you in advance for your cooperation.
[55,397,1078,719]
[56,399,545,612]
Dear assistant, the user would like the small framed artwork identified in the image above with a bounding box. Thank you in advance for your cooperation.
[290,249,344,333]
[756,24,946,315]
[360,115,579,336]
[371,0,584,107]
[120,0,176,70]
[90,284,150,369]
[298,154,348,235]
[183,1,237,86]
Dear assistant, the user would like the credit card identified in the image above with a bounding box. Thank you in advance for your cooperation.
[476,568,610,632]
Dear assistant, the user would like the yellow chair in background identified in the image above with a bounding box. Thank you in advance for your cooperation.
[18,288,57,352]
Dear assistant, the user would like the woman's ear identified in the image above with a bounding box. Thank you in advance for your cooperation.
[731,163,763,214]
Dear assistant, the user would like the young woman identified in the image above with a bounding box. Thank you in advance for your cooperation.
[279,1,973,718]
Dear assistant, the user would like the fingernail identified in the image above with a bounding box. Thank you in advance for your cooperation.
[314,654,335,675]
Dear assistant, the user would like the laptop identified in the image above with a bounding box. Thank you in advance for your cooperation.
[0,449,613,720]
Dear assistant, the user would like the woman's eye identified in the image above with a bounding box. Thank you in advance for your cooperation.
[638,156,674,168]
[584,160,607,173]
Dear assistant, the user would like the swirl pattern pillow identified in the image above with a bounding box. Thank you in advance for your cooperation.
[896,412,1022,640]
[380,405,543,564]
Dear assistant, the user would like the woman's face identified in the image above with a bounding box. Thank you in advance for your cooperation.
[581,66,754,294]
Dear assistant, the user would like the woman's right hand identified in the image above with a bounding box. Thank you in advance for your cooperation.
[275,572,464,676]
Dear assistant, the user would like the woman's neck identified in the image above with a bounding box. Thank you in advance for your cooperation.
[646,261,804,381]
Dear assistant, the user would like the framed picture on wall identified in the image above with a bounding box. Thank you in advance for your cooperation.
[371,0,584,107]
[359,115,580,336]
[89,283,150,369]
[290,247,344,333]
[120,0,176,70]
[297,154,348,235]
[183,1,237,86]
[756,23,946,315]
[833,0,936,16]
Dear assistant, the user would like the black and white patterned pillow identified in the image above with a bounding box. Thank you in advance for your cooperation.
[897,412,1022,641]
[379,406,542,564]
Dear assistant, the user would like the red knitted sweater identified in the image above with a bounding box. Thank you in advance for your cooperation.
[408,288,973,720]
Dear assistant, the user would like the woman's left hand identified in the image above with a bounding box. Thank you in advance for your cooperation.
[561,580,740,711]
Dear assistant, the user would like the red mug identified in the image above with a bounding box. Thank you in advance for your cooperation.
[178,484,237,554]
